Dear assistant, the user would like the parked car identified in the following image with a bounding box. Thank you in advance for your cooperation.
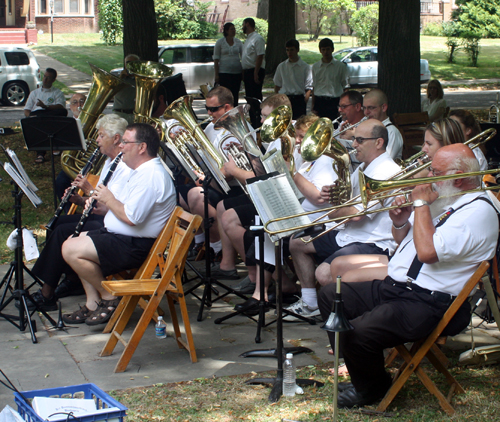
[112,44,216,95]
[333,46,431,87]
[0,47,41,106]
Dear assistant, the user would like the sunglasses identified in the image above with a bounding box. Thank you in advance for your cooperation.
[351,136,378,144]
[205,104,224,113]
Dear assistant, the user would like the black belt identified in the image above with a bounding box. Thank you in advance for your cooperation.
[287,94,305,99]
[113,109,134,114]
[315,96,339,101]
[387,276,456,305]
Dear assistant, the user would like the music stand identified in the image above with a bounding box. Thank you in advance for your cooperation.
[20,117,85,209]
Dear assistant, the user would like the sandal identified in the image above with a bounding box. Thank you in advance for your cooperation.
[329,363,349,377]
[62,305,91,324]
[35,155,44,164]
[85,298,121,326]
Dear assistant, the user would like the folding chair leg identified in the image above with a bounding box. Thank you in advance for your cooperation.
[102,296,128,334]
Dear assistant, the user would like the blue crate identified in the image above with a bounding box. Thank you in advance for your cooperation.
[14,383,127,422]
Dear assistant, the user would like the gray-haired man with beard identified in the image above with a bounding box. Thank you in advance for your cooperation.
[318,143,498,408]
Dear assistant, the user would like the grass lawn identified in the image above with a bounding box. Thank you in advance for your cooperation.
[33,33,500,82]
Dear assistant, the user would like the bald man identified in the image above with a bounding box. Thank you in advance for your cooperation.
[318,144,498,408]
[285,119,401,320]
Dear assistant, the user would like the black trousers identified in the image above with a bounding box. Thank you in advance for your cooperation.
[243,68,265,128]
[219,72,242,107]
[318,277,471,394]
[287,95,307,120]
[32,214,104,288]
[313,96,340,121]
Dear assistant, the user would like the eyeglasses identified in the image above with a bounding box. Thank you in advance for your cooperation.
[205,104,224,113]
[120,140,143,145]
[363,105,381,112]
[338,103,354,110]
[70,100,85,105]
[351,136,378,144]
[429,167,458,177]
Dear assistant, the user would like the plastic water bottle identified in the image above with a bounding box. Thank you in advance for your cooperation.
[155,316,167,339]
[283,353,296,397]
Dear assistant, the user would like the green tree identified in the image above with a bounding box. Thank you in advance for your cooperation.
[350,3,379,46]
[155,0,218,40]
[442,21,461,63]
[98,0,123,46]
[324,0,356,37]
[455,0,500,38]
[297,0,336,41]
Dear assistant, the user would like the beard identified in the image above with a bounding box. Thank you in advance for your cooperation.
[429,180,461,219]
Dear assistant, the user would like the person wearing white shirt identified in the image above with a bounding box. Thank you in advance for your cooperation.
[363,89,403,160]
[274,39,312,119]
[214,22,243,107]
[287,120,400,320]
[61,123,176,326]
[311,38,348,121]
[421,79,447,122]
[241,17,266,128]
[318,144,498,408]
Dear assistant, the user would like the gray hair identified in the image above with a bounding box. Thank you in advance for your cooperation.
[371,124,388,150]
[96,114,128,138]
[447,155,481,188]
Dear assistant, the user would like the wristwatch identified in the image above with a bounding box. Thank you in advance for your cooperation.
[413,199,429,208]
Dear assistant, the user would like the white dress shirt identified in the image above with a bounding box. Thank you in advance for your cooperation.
[241,31,266,70]
[312,59,348,98]
[273,57,313,96]
[383,117,404,160]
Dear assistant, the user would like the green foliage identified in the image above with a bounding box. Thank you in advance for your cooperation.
[297,0,336,41]
[97,0,123,46]
[461,31,482,66]
[422,21,444,37]
[442,21,461,63]
[155,0,218,40]
[350,3,379,46]
[455,0,500,38]
[232,17,268,43]
[323,0,357,36]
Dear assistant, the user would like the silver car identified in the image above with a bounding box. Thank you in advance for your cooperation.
[0,47,41,106]
[333,46,431,87]
[158,44,215,94]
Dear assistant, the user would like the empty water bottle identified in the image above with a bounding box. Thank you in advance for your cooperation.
[283,353,296,397]
[155,316,167,339]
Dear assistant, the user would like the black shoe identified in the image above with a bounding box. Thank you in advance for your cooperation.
[234,297,269,316]
[55,277,85,299]
[15,290,58,312]
[337,386,388,409]
[210,264,239,280]
[338,382,354,392]
[187,242,204,261]
[268,291,301,305]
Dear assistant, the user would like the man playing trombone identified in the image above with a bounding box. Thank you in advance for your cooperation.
[318,143,498,408]
[286,119,401,320]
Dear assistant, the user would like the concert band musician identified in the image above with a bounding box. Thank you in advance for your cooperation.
[318,143,498,408]
[62,123,176,325]
[25,115,130,310]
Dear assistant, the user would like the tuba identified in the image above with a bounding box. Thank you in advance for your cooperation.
[301,118,352,205]
[61,64,127,179]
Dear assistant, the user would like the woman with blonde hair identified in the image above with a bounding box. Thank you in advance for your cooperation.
[422,79,447,122]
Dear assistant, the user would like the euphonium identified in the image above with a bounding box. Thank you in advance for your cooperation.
[301,118,352,205]
[164,121,205,176]
[127,60,173,124]
[162,95,225,169]
[61,64,127,179]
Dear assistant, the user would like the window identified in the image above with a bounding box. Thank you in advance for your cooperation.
[5,52,30,66]
[36,0,93,15]
[191,47,214,63]
[160,48,188,65]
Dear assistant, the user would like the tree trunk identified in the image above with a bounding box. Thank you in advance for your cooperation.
[257,0,269,21]
[378,0,421,116]
[122,0,158,61]
[265,0,295,74]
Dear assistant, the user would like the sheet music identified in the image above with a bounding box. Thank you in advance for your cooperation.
[6,148,38,191]
[198,150,231,194]
[247,174,310,241]
[162,142,198,182]
[261,148,304,202]
[3,163,42,207]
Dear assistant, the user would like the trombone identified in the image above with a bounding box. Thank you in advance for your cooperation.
[263,167,500,238]
[262,128,497,240]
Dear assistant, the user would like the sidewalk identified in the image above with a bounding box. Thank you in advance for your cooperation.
[0,260,499,412]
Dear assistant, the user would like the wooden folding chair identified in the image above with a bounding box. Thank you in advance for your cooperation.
[392,111,429,160]
[377,261,490,416]
[99,207,202,373]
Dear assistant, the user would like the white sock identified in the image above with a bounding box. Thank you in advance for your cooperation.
[210,240,222,254]
[301,288,318,309]
[194,234,204,244]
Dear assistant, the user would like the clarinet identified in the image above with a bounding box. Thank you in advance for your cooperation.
[45,149,102,231]
[72,152,123,238]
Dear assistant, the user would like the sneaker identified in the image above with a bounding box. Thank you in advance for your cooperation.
[15,290,58,312]
[210,263,239,280]
[231,275,255,294]
[283,298,321,321]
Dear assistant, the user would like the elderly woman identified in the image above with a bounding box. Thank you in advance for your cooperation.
[23,114,131,314]
[213,22,243,107]
[422,79,447,122]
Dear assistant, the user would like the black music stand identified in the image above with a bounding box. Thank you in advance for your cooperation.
[0,164,57,343]
[20,117,85,209]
